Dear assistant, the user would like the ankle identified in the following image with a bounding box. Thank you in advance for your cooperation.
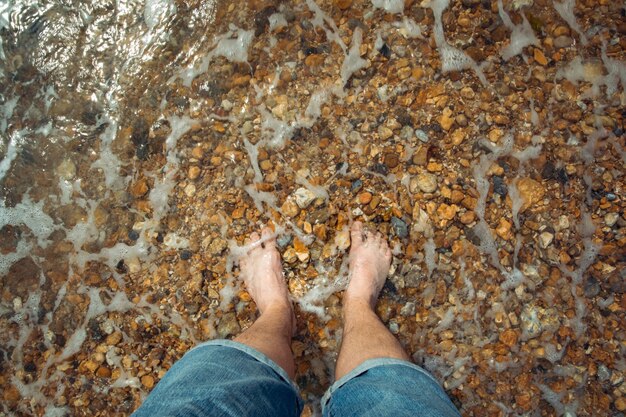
[343,294,376,313]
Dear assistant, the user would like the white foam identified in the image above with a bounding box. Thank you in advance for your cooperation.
[1,95,19,133]
[259,106,295,149]
[553,0,587,45]
[433,307,456,333]
[91,118,128,191]
[498,0,539,61]
[341,27,368,86]
[144,0,177,29]
[556,54,625,99]
[424,237,437,278]
[371,0,404,14]
[306,0,346,53]
[425,0,488,86]
[149,115,196,219]
[176,26,255,86]
[0,194,56,249]
[0,128,25,182]
[268,13,287,31]
[393,17,424,39]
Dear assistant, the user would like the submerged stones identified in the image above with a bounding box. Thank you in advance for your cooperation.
[1,0,624,415]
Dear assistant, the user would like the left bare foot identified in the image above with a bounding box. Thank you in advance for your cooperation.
[240,227,291,314]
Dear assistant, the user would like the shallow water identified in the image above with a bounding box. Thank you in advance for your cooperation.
[1,0,625,415]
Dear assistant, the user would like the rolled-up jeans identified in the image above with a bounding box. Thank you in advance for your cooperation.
[132,340,461,417]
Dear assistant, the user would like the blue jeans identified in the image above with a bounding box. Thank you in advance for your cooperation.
[132,340,461,417]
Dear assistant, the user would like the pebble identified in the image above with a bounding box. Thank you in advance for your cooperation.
[515,178,546,213]
[208,237,227,256]
[605,212,619,227]
[277,234,293,248]
[391,216,409,238]
[437,203,458,220]
[282,247,298,263]
[378,125,393,140]
[499,328,518,347]
[294,188,316,209]
[400,301,416,316]
[491,177,507,198]
[141,375,155,389]
[351,179,363,193]
[217,312,240,338]
[335,228,351,250]
[533,48,548,66]
[413,172,438,193]
[553,36,573,48]
[57,159,77,180]
[281,199,300,217]
[400,125,414,140]
[415,129,429,143]
[188,166,201,180]
[130,179,149,198]
[334,0,353,10]
[538,232,554,249]
[358,191,373,205]
[184,183,196,197]
[440,107,454,131]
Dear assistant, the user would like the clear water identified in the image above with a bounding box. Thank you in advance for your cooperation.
[1,0,624,415]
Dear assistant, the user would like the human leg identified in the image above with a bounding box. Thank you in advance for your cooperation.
[234,227,296,379]
[132,227,301,417]
[325,221,461,417]
[334,221,408,380]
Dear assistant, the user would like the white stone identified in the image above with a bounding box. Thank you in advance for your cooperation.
[605,212,619,227]
[294,188,316,209]
[414,173,438,193]
[538,231,554,248]
[184,183,196,197]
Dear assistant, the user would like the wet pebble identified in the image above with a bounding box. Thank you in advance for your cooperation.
[415,129,429,143]
[351,179,363,193]
[391,216,409,238]
[294,188,316,209]
[553,36,573,48]
[277,234,293,248]
[412,172,438,193]
[217,312,241,338]
[492,176,508,197]
[605,212,619,227]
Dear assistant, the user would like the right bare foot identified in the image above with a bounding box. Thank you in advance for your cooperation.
[345,221,392,309]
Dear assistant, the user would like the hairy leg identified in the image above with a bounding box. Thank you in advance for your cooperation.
[335,221,409,380]
[233,227,296,379]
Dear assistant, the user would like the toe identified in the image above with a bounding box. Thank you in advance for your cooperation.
[261,226,274,241]
[248,232,261,252]
[350,221,364,245]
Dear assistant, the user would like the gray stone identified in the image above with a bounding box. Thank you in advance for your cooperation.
[553,36,573,49]
[391,216,409,238]
[415,129,429,143]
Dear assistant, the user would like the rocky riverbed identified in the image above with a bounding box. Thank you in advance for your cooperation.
[0,0,624,415]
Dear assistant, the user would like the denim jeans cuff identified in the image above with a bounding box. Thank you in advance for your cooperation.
[321,358,441,413]
[189,339,300,393]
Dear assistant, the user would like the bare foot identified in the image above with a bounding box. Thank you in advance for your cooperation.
[345,221,392,308]
[240,227,292,314]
